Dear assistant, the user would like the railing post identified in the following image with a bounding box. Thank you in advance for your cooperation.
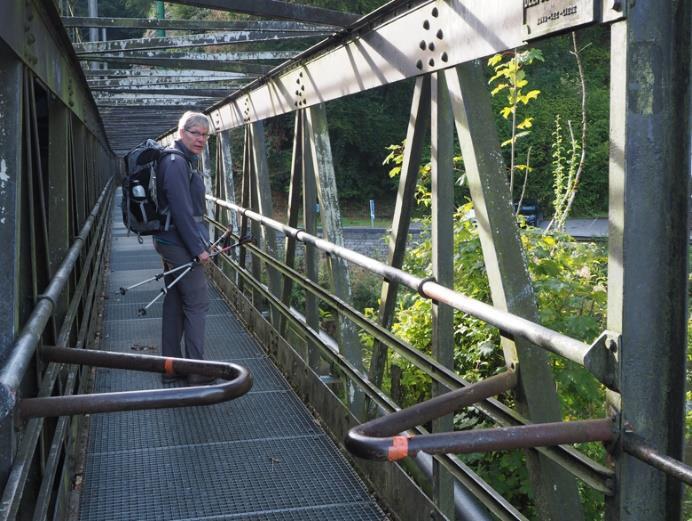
[446,61,584,521]
[280,112,303,337]
[430,71,455,519]
[301,111,321,370]
[305,104,365,418]
[368,76,430,394]
[0,51,23,491]
[249,121,282,326]
[605,2,689,518]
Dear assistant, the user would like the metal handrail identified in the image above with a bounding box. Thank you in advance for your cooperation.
[19,346,253,417]
[0,179,112,420]
[622,433,692,486]
[207,196,593,368]
[205,221,614,495]
[345,368,615,461]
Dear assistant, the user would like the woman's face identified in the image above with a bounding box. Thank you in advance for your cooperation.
[179,124,209,156]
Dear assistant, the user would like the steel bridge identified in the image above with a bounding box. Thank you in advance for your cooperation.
[0,1,690,520]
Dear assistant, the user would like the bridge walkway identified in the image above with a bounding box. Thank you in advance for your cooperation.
[75,192,387,521]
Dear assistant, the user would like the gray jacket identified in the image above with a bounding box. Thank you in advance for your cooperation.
[154,140,209,257]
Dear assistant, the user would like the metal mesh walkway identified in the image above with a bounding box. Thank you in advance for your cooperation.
[77,192,387,521]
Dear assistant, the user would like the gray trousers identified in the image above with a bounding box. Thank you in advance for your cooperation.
[154,240,210,360]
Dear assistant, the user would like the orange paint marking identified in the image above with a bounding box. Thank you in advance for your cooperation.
[387,435,409,461]
[164,358,175,376]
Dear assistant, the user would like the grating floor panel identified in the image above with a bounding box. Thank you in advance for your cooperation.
[79,193,386,521]
[91,356,289,393]
[86,391,323,454]
[80,436,382,521]
[106,299,229,321]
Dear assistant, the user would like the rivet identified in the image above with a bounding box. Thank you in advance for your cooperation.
[441,52,448,62]
[428,42,435,51]
[436,29,443,39]
[415,59,423,70]
[431,7,439,17]
[419,40,426,50]
[423,20,430,30]
[428,58,435,67]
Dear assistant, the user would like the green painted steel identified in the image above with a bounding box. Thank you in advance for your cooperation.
[447,62,584,521]
[605,0,690,517]
[430,71,455,519]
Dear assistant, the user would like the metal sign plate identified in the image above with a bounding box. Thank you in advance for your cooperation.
[523,0,595,40]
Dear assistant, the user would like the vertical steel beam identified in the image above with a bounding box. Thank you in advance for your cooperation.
[47,98,71,348]
[218,130,239,238]
[430,71,455,519]
[249,121,282,325]
[305,104,364,417]
[0,49,23,489]
[238,127,251,284]
[301,111,321,369]
[368,76,430,391]
[446,62,584,521]
[279,112,304,337]
[606,1,690,517]
[200,142,215,242]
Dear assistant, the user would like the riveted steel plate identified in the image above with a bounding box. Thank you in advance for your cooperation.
[523,0,594,40]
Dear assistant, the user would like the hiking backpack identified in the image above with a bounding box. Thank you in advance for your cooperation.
[121,139,190,238]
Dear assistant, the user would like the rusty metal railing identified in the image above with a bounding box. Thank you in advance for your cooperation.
[19,346,253,417]
[345,370,615,461]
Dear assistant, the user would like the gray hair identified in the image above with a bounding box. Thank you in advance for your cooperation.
[177,111,212,137]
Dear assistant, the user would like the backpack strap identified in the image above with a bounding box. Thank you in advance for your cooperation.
[158,149,195,231]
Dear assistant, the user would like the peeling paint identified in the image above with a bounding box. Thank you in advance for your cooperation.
[0,159,9,183]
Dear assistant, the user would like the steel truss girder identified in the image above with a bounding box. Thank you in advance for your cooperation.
[0,0,108,147]
[206,0,523,133]
[91,87,236,97]
[80,50,298,61]
[87,77,247,88]
[73,30,324,54]
[604,0,690,517]
[163,0,358,27]
[92,96,214,107]
[61,17,333,32]
[84,68,250,79]
[81,55,273,74]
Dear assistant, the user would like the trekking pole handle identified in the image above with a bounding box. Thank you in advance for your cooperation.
[209,234,252,258]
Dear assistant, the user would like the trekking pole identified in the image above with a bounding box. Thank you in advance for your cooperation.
[136,234,252,316]
[117,228,238,296]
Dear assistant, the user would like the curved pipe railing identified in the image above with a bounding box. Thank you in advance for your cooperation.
[19,346,253,417]
[204,213,615,494]
[344,370,614,462]
[0,178,113,420]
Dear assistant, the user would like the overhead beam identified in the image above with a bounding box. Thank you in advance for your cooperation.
[93,96,215,107]
[87,77,248,87]
[91,87,237,97]
[83,69,250,79]
[61,17,334,32]
[205,0,525,133]
[162,0,358,27]
[80,55,273,74]
[79,50,297,61]
[0,0,108,147]
[73,30,325,54]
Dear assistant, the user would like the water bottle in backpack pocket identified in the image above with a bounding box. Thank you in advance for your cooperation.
[121,139,187,238]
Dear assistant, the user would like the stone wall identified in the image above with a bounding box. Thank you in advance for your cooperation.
[266,226,426,261]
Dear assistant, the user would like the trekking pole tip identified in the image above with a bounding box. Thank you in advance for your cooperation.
[137,308,147,316]
[119,287,127,295]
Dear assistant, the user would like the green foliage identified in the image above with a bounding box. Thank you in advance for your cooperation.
[383,192,608,515]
